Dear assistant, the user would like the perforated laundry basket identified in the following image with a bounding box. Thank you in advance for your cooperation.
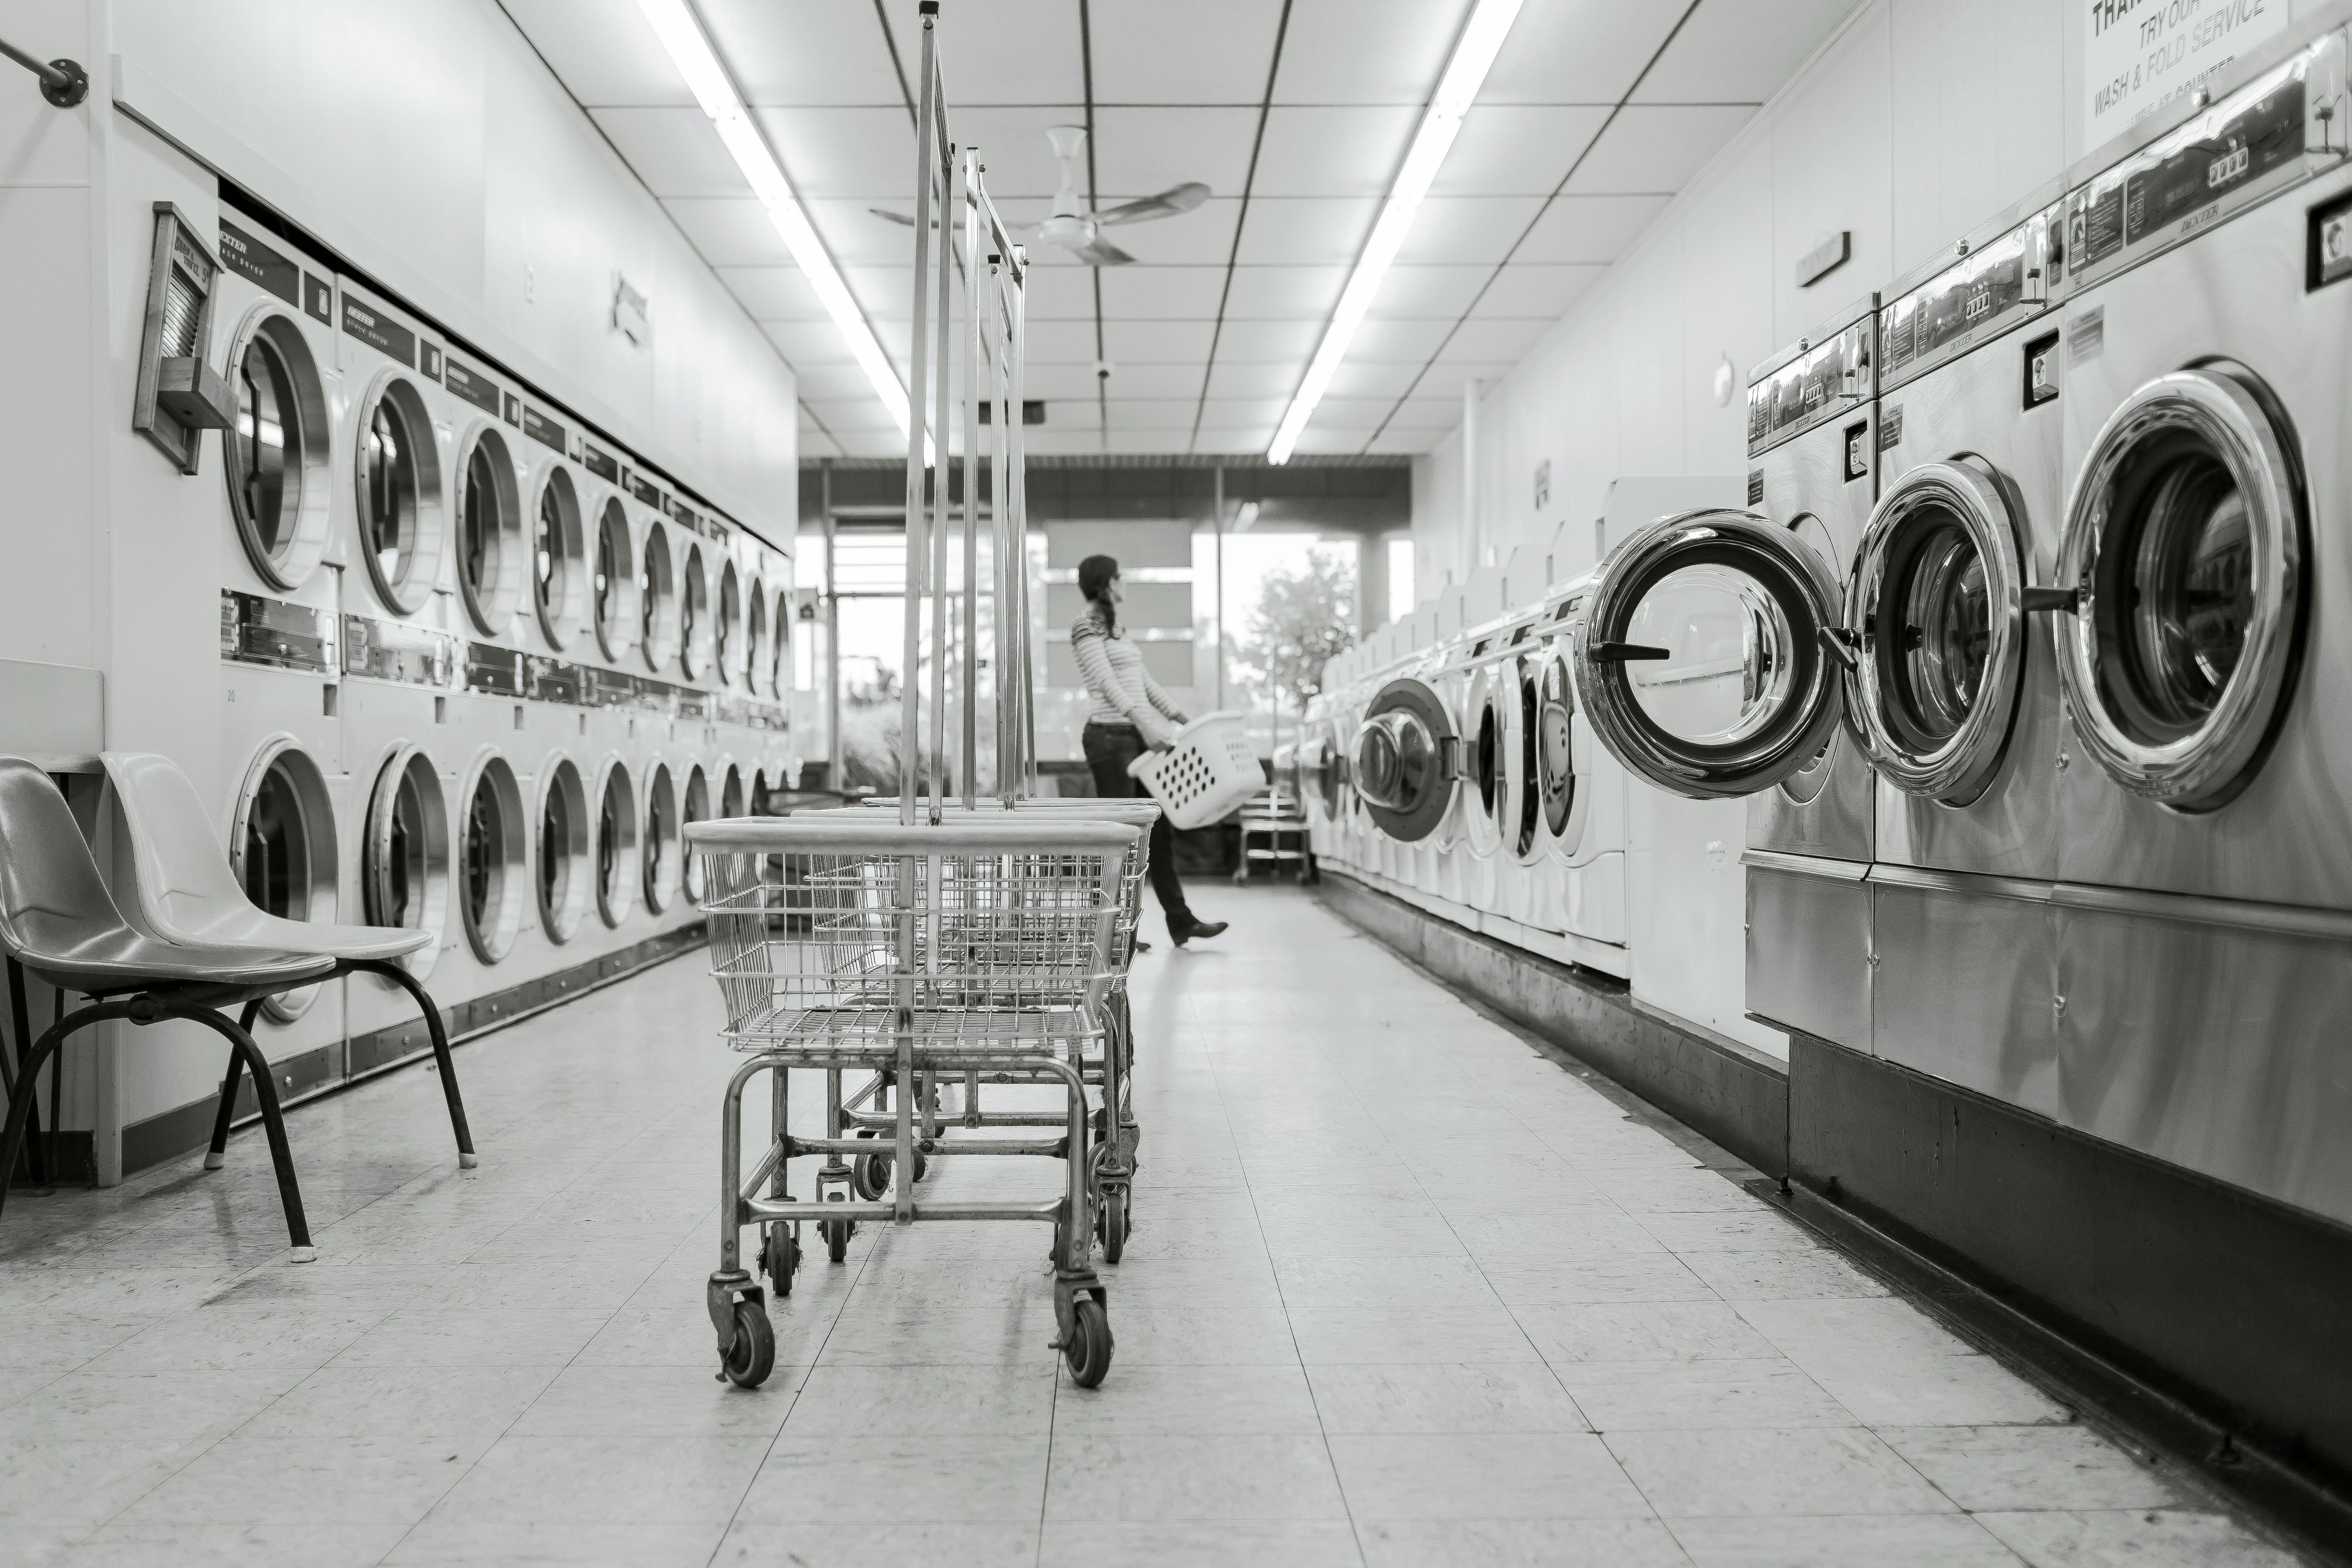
[1126,712,1263,830]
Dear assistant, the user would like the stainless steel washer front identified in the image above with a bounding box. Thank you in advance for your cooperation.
[2058,367,2303,812]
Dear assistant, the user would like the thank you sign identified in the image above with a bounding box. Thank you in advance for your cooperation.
[2085,0,2286,145]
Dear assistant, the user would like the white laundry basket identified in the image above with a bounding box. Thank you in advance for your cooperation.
[1126,712,1264,830]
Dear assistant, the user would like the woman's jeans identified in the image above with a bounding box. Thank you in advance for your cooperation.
[1081,721,1195,933]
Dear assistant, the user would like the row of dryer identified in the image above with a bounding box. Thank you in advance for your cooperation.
[1308,13,2352,1229]
[203,199,798,1088]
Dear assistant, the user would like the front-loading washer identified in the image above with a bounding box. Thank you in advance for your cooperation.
[1352,643,1462,896]
[1521,571,1631,974]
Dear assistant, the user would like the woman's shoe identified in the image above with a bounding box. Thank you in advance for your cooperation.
[1172,920,1228,947]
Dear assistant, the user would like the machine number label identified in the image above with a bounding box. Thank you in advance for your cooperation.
[342,299,416,367]
[583,443,620,482]
[630,474,665,508]
[521,405,567,453]
[217,220,299,308]
[445,358,502,416]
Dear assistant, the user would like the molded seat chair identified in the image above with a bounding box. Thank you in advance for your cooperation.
[98,752,477,1172]
[0,756,332,1257]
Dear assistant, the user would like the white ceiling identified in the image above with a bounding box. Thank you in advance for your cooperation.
[500,0,1855,460]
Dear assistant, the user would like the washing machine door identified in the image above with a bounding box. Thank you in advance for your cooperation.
[2058,368,2302,811]
[1572,509,1846,800]
[1354,676,1458,842]
[1303,722,1347,823]
[1532,642,1590,858]
[1503,651,1545,864]
[1845,458,2029,806]
[1463,663,1509,859]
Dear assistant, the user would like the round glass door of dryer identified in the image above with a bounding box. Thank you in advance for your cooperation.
[1506,653,1545,864]
[457,752,526,964]
[532,468,588,650]
[225,313,333,590]
[680,764,712,902]
[362,746,449,979]
[745,582,768,697]
[639,523,679,671]
[594,760,638,927]
[1353,677,1457,843]
[1465,663,1509,857]
[229,739,338,1021]
[355,376,445,615]
[643,763,682,912]
[455,427,524,635]
[721,763,746,819]
[718,561,745,686]
[591,499,639,662]
[1847,459,2029,805]
[2060,367,2304,810]
[536,755,590,942]
[1533,646,1584,852]
[1571,509,1845,800]
[772,588,792,697]
[680,546,712,679]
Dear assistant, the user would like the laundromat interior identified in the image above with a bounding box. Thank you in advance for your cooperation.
[2,0,2349,1563]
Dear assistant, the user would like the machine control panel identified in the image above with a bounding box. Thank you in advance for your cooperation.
[1878,205,2057,394]
[1745,308,1875,459]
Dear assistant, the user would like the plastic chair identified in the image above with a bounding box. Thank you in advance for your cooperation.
[98,752,478,1172]
[0,756,334,1257]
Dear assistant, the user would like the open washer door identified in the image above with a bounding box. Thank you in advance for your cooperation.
[1571,510,1847,800]
[1845,457,2033,806]
[1529,636,1593,863]
[2057,367,2303,812]
[1354,674,1459,843]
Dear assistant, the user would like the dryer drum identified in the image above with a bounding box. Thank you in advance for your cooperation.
[229,738,338,1022]
[1536,652,1577,840]
[680,764,712,902]
[533,467,589,650]
[643,763,681,913]
[2059,369,2304,811]
[456,428,525,635]
[680,546,711,679]
[458,752,526,964]
[591,499,640,661]
[536,755,591,942]
[745,584,768,698]
[356,375,445,615]
[595,760,639,928]
[718,561,744,685]
[1847,459,2028,806]
[641,524,680,671]
[225,311,332,591]
[362,745,449,979]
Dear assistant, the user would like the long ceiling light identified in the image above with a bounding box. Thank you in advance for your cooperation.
[637,0,909,436]
[1267,0,1525,464]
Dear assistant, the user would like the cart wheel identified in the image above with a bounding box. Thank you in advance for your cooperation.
[760,1225,799,1296]
[1096,1187,1129,1265]
[822,1194,851,1263]
[912,1150,930,1184]
[1062,1298,1113,1388]
[720,1300,775,1390]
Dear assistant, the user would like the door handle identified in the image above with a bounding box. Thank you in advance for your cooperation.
[2022,585,2080,614]
[1817,626,1860,670]
[1588,642,1671,663]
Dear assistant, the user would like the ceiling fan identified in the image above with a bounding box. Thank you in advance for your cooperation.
[869,125,1207,267]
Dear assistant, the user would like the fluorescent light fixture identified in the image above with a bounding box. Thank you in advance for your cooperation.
[1267,0,1524,464]
[637,0,909,436]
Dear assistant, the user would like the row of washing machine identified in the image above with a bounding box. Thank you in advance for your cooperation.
[1309,12,2352,1230]
[202,197,797,1092]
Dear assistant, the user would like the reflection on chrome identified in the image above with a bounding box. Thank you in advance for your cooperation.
[1355,709,1437,812]
[1626,563,1796,747]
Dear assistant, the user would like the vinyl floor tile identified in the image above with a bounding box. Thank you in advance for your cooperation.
[1606,1427,1957,1518]
[1358,1517,1694,1568]
[1305,1360,1590,1434]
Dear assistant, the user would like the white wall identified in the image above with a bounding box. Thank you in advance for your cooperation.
[1414,0,2076,586]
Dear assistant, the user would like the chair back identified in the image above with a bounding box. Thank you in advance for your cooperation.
[99,752,259,945]
[0,756,136,967]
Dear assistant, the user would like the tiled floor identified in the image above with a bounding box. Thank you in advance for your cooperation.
[0,887,2311,1566]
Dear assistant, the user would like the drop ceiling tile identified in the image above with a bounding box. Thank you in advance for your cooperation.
[1419,354,1514,382]
[1290,427,1371,455]
[753,107,916,198]
[802,200,929,267]
[1310,397,1398,429]
[1395,197,1546,264]
[1481,2,1685,105]
[1094,108,1262,201]
[1471,263,1603,318]
[1104,399,1204,431]
[699,0,903,106]
[1033,398,1100,430]
[768,321,854,366]
[808,398,902,433]
[1273,0,1476,104]
[1105,320,1217,362]
[1210,319,1325,362]
[1098,364,1206,398]
[1191,426,1278,453]
[1020,266,1098,323]
[1097,267,1228,320]
[1433,106,1614,195]
[1024,429,1106,455]
[665,199,792,267]
[1324,359,1426,398]
[794,365,879,401]
[1234,197,1380,266]
[1199,397,1289,427]
[1091,0,1287,103]
[1251,106,1419,197]
[871,320,913,362]
[843,266,917,322]
[1514,194,1671,263]
[732,268,831,323]
[500,0,691,107]
[1347,317,1456,362]
[902,0,1087,106]
[591,108,746,198]
[1563,105,1756,194]
[1205,361,1304,398]
[1088,200,1241,267]
[1024,320,1103,362]
[1366,265,1489,319]
[1438,317,1556,361]
[1367,428,1445,454]
[1634,0,1855,104]
[1221,266,1346,320]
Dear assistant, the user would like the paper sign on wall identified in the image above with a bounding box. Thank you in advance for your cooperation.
[2085,0,2288,147]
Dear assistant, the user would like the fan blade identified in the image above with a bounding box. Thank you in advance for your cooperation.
[868,207,916,226]
[1068,235,1136,266]
[1094,182,1210,226]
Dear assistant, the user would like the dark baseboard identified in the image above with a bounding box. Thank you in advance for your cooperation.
[119,922,705,1178]
[1787,1032,2352,1556]
[1314,870,1790,1178]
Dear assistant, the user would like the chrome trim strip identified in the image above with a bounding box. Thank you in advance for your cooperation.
[2050,881,2352,943]
[1740,848,1870,882]
[1865,861,2054,906]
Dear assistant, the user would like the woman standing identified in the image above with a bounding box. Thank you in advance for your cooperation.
[1071,554,1227,947]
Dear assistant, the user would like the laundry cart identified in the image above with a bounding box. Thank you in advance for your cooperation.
[693,813,1143,1389]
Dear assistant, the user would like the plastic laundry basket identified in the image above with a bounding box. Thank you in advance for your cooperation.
[1126,712,1263,830]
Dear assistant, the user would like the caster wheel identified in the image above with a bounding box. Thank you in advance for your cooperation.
[720,1300,775,1389]
[822,1194,852,1263]
[760,1225,799,1296]
[1096,1187,1129,1265]
[911,1150,930,1184]
[1062,1297,1113,1388]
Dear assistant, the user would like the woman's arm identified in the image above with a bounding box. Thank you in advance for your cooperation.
[1139,662,1188,725]
[1070,615,1154,728]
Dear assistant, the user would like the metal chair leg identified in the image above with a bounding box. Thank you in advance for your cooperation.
[0,1002,119,1223]
[352,959,477,1167]
[204,998,263,1172]
[4,957,46,1187]
[178,1006,313,1260]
